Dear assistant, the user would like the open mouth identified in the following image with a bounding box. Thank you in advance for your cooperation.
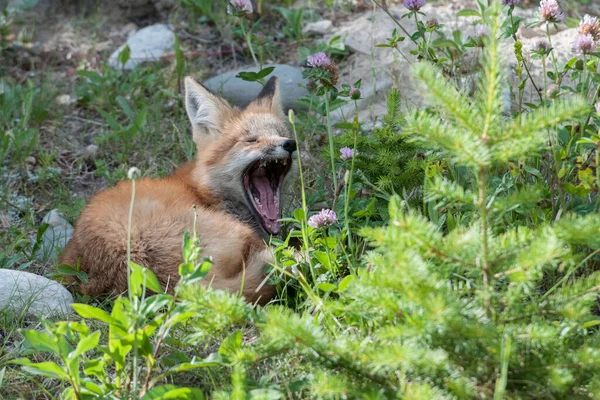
[243,158,292,235]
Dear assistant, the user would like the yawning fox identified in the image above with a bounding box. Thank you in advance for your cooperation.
[59,76,296,304]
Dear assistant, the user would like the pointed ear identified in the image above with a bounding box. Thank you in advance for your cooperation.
[248,76,283,117]
[184,76,232,141]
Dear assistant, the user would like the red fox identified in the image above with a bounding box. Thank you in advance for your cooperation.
[59,76,296,305]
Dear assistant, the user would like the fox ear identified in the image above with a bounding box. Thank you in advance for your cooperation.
[184,76,232,140]
[248,76,283,117]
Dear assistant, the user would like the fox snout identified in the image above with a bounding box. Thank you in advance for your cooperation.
[281,139,297,154]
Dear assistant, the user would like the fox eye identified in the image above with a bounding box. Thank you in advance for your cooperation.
[244,137,258,143]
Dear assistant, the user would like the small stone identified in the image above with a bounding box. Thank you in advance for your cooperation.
[108,24,175,70]
[25,156,36,166]
[0,270,73,318]
[36,209,74,261]
[83,144,99,159]
[302,20,333,36]
[56,94,76,105]
[203,64,309,111]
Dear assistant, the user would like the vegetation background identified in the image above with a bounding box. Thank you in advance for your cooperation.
[2,0,600,398]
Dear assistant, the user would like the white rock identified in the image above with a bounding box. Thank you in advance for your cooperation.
[303,20,333,36]
[83,144,99,159]
[56,94,76,105]
[0,270,73,318]
[25,156,36,166]
[36,209,74,261]
[108,24,175,70]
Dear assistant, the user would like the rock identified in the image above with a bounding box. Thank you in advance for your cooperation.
[36,209,74,261]
[303,20,333,36]
[24,156,36,166]
[108,24,174,70]
[56,94,76,105]
[83,144,99,159]
[203,64,309,110]
[0,269,73,318]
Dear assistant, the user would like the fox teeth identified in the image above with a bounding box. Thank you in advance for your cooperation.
[254,196,261,204]
[260,160,266,167]
[282,159,288,166]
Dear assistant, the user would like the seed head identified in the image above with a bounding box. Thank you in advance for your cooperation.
[502,0,520,6]
[475,24,488,37]
[227,0,253,15]
[577,14,600,42]
[308,209,338,228]
[127,167,141,180]
[404,0,426,12]
[532,38,552,55]
[349,86,361,100]
[539,0,565,23]
[546,84,560,98]
[426,19,439,29]
[307,52,331,68]
[340,147,356,160]
[573,34,595,54]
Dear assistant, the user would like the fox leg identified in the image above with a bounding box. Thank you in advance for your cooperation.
[208,248,275,305]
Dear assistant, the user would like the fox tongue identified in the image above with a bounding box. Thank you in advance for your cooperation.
[253,175,281,233]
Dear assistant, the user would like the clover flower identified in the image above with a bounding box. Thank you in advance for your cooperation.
[475,24,488,37]
[546,84,560,98]
[573,34,595,54]
[502,0,520,6]
[404,0,426,12]
[349,86,361,100]
[539,0,565,23]
[426,19,439,29]
[577,14,600,42]
[340,147,356,160]
[307,52,331,68]
[308,209,338,228]
[227,0,253,15]
[532,38,551,55]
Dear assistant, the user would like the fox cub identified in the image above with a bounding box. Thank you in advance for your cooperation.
[59,76,296,305]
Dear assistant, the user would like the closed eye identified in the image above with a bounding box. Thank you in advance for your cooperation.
[244,137,258,143]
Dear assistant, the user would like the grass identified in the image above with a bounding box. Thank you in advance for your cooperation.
[0,2,339,396]
[2,0,600,398]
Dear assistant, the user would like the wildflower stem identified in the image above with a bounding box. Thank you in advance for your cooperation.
[545,23,559,82]
[240,19,260,68]
[344,101,360,254]
[290,112,311,257]
[126,175,139,397]
[324,91,339,197]
[509,12,543,103]
[477,167,493,320]
[372,0,418,47]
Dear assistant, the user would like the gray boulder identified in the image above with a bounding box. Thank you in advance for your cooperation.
[303,20,333,36]
[0,269,73,318]
[203,64,309,111]
[109,24,175,70]
[36,209,74,261]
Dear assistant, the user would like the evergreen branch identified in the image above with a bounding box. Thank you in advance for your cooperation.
[405,111,492,168]
[477,2,505,141]
[413,62,483,135]
[425,175,476,208]
[492,97,589,162]
[490,185,543,215]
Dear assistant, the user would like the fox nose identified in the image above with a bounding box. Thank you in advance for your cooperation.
[282,139,297,154]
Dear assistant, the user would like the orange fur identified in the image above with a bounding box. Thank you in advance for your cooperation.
[60,76,296,305]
